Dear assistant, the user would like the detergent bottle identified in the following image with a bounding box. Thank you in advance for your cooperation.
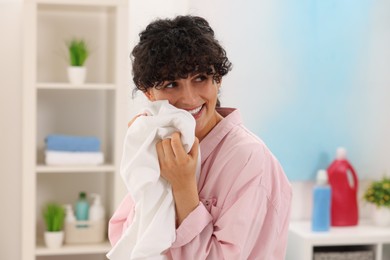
[327,147,359,226]
[311,169,331,232]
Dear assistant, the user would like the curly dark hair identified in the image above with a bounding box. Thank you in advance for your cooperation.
[131,15,232,92]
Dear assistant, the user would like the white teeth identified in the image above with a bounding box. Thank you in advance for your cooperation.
[188,105,202,115]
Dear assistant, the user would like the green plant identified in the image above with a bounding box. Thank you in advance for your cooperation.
[42,203,65,232]
[363,176,390,208]
[67,39,89,66]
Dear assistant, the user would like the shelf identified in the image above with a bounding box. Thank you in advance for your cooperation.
[36,164,116,173]
[35,241,111,256]
[36,4,118,84]
[289,220,390,245]
[286,220,390,260]
[36,82,116,90]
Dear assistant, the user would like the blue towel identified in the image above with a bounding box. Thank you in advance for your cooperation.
[45,134,101,152]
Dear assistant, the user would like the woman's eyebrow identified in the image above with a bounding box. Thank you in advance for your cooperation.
[189,71,207,77]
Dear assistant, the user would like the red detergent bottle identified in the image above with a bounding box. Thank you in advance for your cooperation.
[327,147,359,226]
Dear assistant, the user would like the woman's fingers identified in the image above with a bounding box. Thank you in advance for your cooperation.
[156,132,198,190]
[189,137,199,160]
[156,140,165,158]
[159,132,197,160]
[156,138,176,162]
[127,113,147,128]
[170,132,186,159]
[161,138,175,159]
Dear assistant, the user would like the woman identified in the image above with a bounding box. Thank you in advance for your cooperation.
[109,15,292,259]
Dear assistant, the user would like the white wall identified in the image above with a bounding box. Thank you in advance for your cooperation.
[0,1,23,260]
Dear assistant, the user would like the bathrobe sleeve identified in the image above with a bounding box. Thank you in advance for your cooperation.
[169,146,292,260]
[108,193,135,246]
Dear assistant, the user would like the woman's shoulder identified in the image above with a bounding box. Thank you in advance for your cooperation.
[222,123,267,155]
[215,107,267,153]
[206,107,285,182]
[209,125,272,182]
[223,124,287,178]
[223,125,291,202]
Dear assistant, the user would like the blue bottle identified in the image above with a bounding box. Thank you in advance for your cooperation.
[311,170,331,232]
[75,191,89,220]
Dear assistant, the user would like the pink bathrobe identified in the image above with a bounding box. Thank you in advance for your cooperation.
[109,108,292,260]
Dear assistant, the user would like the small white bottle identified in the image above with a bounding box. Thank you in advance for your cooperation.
[89,193,105,221]
[64,204,76,223]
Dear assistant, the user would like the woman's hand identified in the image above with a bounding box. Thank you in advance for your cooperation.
[156,132,198,190]
[156,132,200,225]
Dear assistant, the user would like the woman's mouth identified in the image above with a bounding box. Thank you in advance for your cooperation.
[187,105,204,119]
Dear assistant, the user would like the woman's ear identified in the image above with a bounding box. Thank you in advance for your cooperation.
[217,78,222,89]
[214,75,222,87]
[144,89,155,101]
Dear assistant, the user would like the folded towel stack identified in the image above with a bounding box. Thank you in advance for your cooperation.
[45,134,104,166]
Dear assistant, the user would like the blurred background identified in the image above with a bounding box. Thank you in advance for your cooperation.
[1,0,389,259]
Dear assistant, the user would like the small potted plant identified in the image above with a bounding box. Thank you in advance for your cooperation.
[42,202,65,248]
[66,38,89,85]
[363,176,390,226]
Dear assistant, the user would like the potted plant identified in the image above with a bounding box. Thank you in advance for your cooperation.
[363,176,390,226]
[66,38,89,84]
[42,202,65,248]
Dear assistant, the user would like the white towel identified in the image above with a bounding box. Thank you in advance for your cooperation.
[45,151,104,165]
[107,100,199,260]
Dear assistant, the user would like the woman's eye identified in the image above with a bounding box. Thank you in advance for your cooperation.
[194,75,207,82]
[163,82,176,89]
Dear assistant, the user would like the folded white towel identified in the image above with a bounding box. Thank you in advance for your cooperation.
[45,151,104,165]
[107,100,199,260]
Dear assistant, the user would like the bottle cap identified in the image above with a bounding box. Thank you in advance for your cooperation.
[79,191,87,199]
[316,169,328,185]
[336,147,347,160]
[91,193,101,205]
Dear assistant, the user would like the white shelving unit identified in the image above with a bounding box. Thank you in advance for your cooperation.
[22,0,128,259]
[35,241,112,256]
[286,221,390,260]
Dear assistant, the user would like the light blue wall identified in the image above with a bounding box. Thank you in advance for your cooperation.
[189,0,390,181]
[260,1,374,180]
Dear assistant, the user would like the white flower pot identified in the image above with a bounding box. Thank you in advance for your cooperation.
[44,231,64,249]
[67,66,86,85]
[372,206,390,226]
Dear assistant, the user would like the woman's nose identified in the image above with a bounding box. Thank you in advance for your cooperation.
[180,85,198,104]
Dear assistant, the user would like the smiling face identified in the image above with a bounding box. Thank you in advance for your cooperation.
[144,73,223,141]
